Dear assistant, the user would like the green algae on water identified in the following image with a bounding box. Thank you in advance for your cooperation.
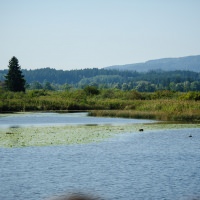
[0,123,199,148]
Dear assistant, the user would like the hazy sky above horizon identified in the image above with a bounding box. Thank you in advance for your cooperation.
[1,0,200,70]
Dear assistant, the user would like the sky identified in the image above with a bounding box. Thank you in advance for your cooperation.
[1,0,200,70]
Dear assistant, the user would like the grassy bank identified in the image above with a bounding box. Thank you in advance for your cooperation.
[0,90,200,122]
[89,99,200,122]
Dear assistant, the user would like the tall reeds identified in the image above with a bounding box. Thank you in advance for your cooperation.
[0,90,200,122]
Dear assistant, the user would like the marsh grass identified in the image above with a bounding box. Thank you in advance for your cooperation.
[89,99,200,122]
[0,90,200,121]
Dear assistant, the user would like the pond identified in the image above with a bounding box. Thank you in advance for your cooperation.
[0,113,200,200]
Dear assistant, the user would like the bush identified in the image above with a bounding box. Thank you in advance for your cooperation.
[84,86,100,95]
[180,92,200,101]
[27,90,47,97]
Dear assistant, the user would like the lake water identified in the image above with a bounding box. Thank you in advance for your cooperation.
[0,113,200,200]
[0,112,155,128]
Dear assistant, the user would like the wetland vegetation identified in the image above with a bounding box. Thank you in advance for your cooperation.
[0,89,200,122]
[0,118,199,148]
[1,57,200,122]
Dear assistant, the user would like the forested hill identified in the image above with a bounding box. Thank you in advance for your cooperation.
[0,68,138,84]
[1,67,200,91]
[105,55,200,72]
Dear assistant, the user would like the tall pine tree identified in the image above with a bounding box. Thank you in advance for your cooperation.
[5,56,26,92]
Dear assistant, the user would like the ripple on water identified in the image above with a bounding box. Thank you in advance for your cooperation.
[0,128,200,200]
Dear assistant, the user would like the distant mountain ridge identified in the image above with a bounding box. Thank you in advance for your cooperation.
[104,55,200,72]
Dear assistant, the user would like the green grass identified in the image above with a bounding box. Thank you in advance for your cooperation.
[0,90,200,122]
[89,99,200,122]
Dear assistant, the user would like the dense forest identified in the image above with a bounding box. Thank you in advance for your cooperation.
[0,68,200,92]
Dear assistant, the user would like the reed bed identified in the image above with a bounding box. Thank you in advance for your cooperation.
[89,100,200,122]
[0,90,200,122]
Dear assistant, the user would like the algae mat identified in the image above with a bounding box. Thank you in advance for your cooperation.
[0,123,199,148]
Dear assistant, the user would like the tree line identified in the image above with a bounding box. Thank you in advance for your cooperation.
[1,57,200,92]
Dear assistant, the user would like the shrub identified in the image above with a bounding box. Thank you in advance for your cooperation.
[27,90,47,97]
[84,86,100,95]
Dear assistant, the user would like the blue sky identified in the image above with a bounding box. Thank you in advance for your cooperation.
[1,0,200,70]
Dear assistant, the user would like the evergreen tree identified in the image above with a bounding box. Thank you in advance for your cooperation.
[5,56,26,92]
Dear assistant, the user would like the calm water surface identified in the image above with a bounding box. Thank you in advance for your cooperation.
[0,113,200,200]
[0,112,155,127]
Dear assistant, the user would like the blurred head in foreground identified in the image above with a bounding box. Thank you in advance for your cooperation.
[48,193,102,200]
